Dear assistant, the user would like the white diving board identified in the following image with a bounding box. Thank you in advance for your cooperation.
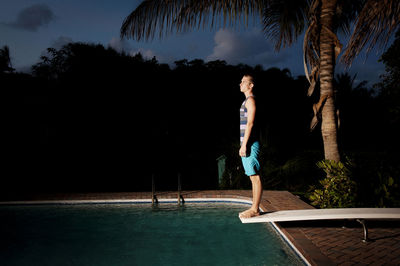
[240,208,400,242]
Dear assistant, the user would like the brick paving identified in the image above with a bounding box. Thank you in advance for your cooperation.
[2,190,400,265]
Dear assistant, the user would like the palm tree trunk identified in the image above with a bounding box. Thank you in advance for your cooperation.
[319,0,340,162]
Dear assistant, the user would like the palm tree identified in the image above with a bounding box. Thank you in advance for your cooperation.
[304,0,366,161]
[120,0,398,162]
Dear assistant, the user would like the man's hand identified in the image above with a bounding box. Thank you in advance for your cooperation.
[239,145,247,157]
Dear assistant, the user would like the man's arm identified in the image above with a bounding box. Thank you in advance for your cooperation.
[239,97,256,157]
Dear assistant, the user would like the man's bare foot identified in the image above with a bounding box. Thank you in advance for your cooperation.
[239,208,260,218]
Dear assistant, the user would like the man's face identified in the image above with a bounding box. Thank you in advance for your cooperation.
[240,76,253,93]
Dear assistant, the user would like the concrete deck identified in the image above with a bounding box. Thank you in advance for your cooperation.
[2,190,400,265]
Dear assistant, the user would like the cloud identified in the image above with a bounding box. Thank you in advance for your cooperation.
[129,48,157,59]
[39,36,73,58]
[108,37,165,62]
[4,4,55,31]
[206,28,289,67]
[15,65,33,74]
[108,37,132,53]
[51,36,73,50]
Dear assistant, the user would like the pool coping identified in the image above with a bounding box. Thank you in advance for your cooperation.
[0,198,253,206]
[0,190,331,265]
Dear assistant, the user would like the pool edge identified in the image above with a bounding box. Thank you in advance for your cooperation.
[1,197,310,266]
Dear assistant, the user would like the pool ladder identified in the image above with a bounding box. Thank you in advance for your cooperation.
[152,173,184,206]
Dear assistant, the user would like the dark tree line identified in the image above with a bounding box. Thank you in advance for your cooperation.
[1,41,399,202]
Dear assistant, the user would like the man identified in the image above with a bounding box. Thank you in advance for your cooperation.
[238,74,262,219]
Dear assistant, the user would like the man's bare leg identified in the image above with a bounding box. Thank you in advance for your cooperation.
[239,175,262,218]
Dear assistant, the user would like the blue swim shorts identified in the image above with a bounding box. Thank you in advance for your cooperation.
[241,141,261,176]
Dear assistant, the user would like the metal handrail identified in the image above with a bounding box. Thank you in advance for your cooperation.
[151,173,184,206]
[152,174,158,205]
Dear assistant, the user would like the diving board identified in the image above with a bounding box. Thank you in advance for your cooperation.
[240,208,400,242]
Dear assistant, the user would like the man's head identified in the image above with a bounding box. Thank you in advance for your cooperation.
[240,75,255,93]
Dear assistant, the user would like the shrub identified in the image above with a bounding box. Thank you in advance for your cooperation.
[308,158,356,208]
[349,151,400,207]
[374,173,400,207]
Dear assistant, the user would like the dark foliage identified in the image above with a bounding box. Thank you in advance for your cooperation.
[1,42,399,202]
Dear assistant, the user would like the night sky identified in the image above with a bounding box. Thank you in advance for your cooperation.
[0,0,391,85]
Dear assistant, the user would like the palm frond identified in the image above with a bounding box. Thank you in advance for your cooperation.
[303,0,320,94]
[303,20,320,91]
[342,0,400,66]
[334,0,364,36]
[262,0,310,50]
[120,0,264,40]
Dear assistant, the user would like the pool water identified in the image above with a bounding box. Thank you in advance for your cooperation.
[0,203,304,265]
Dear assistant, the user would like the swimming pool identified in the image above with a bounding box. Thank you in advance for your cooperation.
[0,201,306,265]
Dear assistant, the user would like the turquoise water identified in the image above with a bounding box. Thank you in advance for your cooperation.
[0,203,304,266]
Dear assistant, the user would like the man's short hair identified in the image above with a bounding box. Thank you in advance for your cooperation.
[244,74,255,85]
